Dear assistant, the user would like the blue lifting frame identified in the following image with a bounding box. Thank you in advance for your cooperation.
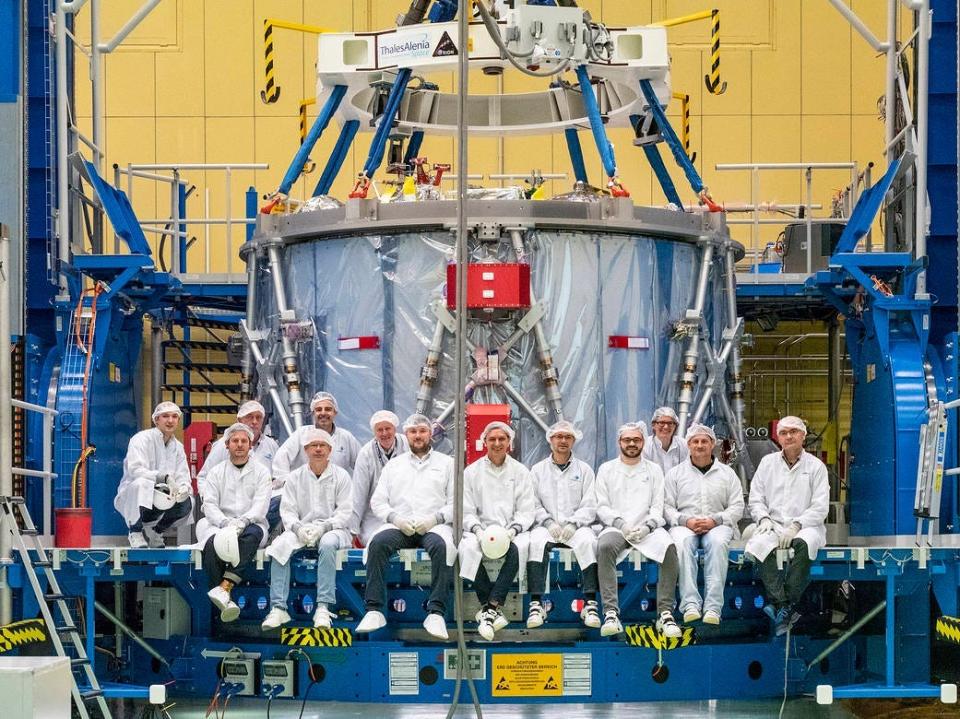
[563,128,588,184]
[575,64,617,181]
[313,119,360,197]
[276,84,348,197]
[638,79,708,198]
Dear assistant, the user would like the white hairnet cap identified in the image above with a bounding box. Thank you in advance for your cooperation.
[310,391,339,412]
[224,422,255,442]
[237,400,265,419]
[545,420,582,443]
[617,421,647,439]
[369,410,400,431]
[301,427,333,447]
[685,423,717,443]
[778,416,807,435]
[652,407,679,424]
[402,413,432,431]
[481,421,515,444]
[152,401,182,421]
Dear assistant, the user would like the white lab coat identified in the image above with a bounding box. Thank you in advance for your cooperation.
[351,435,409,544]
[196,433,279,498]
[272,425,362,493]
[595,457,674,563]
[642,434,689,474]
[114,428,193,527]
[265,462,353,565]
[459,455,536,581]
[195,459,272,548]
[745,450,830,562]
[528,456,598,570]
[367,450,457,566]
[664,458,745,544]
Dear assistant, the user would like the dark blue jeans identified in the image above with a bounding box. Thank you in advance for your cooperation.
[131,498,191,533]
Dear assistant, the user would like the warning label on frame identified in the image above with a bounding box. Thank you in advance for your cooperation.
[491,653,563,697]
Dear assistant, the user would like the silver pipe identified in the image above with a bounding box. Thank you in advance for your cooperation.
[93,600,169,667]
[10,468,57,479]
[715,162,856,171]
[724,247,749,473]
[11,399,58,415]
[828,319,843,467]
[676,240,714,434]
[0,226,13,623]
[170,169,181,274]
[97,0,163,53]
[241,251,259,400]
[60,0,90,12]
[827,0,889,51]
[267,244,305,427]
[89,0,102,170]
[804,600,887,674]
[128,163,269,171]
[113,584,123,661]
[42,412,54,541]
[245,335,294,437]
[501,381,551,435]
[805,168,813,274]
[55,3,70,297]
[415,318,447,415]
[885,1,898,152]
[151,320,163,409]
[913,2,930,297]
[508,229,562,423]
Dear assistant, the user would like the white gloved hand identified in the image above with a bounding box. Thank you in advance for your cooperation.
[271,476,285,491]
[394,517,417,536]
[559,523,577,543]
[778,522,800,549]
[416,515,439,535]
[313,521,332,538]
[507,527,518,540]
[757,517,775,535]
[626,525,651,544]
[173,485,191,503]
[546,521,562,541]
[228,517,247,534]
[474,527,486,544]
[296,524,316,546]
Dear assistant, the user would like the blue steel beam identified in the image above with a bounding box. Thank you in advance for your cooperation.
[277,85,347,196]
[575,64,617,179]
[314,119,360,197]
[639,79,705,195]
[564,128,588,184]
[362,68,413,179]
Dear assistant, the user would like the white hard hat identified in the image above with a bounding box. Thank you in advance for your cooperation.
[685,423,717,443]
[778,416,807,435]
[224,422,254,442]
[369,410,400,431]
[151,401,182,421]
[213,527,240,567]
[480,525,511,560]
[301,427,333,447]
[651,407,679,424]
[152,485,175,511]
[617,421,647,439]
[310,391,339,412]
[481,421,515,444]
[545,420,582,443]
[237,400,265,419]
[402,413,432,431]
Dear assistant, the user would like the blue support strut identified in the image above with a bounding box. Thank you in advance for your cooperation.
[639,79,705,194]
[575,64,617,179]
[642,144,684,209]
[403,129,425,164]
[314,119,360,197]
[362,68,413,178]
[277,84,347,196]
[564,128,588,183]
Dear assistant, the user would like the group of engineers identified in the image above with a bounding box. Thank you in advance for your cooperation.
[112,393,829,641]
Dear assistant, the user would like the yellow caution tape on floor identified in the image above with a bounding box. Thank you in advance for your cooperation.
[935,616,960,645]
[0,618,48,653]
[279,627,352,647]
[623,624,695,650]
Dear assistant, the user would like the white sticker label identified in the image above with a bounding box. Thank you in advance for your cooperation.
[388,652,419,695]
[627,337,649,349]
[482,290,495,298]
[482,272,495,280]
[562,654,592,696]
[338,338,360,350]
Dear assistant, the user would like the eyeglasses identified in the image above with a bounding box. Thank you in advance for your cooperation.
[619,438,642,444]
[651,421,676,428]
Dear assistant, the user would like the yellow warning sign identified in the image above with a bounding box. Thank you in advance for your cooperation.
[491,653,562,697]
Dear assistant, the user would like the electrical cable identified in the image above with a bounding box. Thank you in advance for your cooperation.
[778,628,791,719]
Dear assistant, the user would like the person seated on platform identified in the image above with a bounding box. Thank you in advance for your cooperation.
[745,415,829,636]
[196,423,272,622]
[196,400,278,497]
[664,423,744,626]
[643,406,689,474]
[595,422,682,639]
[272,392,362,481]
[114,401,193,549]
[460,422,536,641]
[355,414,456,640]
[526,420,600,629]
[351,410,409,547]
[261,427,352,630]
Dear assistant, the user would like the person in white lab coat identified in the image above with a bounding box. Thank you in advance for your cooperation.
[526,420,599,629]
[595,422,682,638]
[196,423,272,622]
[355,414,456,640]
[114,401,192,548]
[272,391,362,486]
[745,415,829,636]
[642,407,689,474]
[196,400,278,498]
[460,422,536,641]
[664,424,744,625]
[351,410,409,546]
[261,427,353,631]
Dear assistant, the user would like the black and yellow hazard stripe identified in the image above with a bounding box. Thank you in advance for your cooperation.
[261,19,280,104]
[0,618,48,653]
[624,624,696,650]
[936,616,960,645]
[704,9,726,95]
[280,627,352,647]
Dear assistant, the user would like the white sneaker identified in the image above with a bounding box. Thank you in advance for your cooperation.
[682,606,702,623]
[261,607,291,630]
[207,586,240,622]
[474,607,509,631]
[580,600,601,629]
[221,600,241,623]
[702,609,721,625]
[423,613,449,640]
[356,610,387,633]
[143,527,165,548]
[656,610,682,639]
[600,609,623,637]
[526,600,546,629]
[477,608,497,641]
[128,531,148,549]
[313,605,332,629]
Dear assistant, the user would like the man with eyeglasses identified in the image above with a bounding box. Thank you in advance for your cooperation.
[595,422,682,639]
[745,416,829,636]
[643,407,689,473]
